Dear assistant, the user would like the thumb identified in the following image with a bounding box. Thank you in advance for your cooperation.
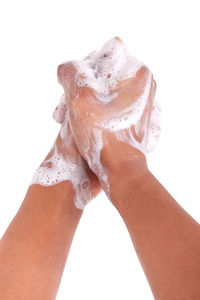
[53,94,68,124]
[57,62,79,100]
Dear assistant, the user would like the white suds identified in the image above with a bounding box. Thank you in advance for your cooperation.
[87,128,110,197]
[97,71,152,133]
[31,37,161,209]
[71,37,161,156]
[74,38,143,103]
[31,109,92,210]
[31,143,91,209]
[53,94,67,124]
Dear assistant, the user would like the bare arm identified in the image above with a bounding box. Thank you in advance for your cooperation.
[102,139,200,300]
[0,182,82,300]
[0,117,99,299]
[52,36,200,299]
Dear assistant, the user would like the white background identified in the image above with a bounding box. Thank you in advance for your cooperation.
[0,0,200,299]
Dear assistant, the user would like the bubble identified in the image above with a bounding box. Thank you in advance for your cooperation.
[81,180,89,190]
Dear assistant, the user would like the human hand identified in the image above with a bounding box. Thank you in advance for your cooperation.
[31,94,100,209]
[57,37,160,192]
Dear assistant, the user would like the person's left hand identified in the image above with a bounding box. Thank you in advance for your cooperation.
[31,94,101,209]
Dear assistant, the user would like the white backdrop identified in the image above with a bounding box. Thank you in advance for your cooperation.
[0,0,200,299]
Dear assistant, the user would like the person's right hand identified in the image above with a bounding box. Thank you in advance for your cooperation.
[57,37,160,190]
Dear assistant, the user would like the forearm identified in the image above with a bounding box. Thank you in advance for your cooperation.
[0,181,82,300]
[102,140,200,300]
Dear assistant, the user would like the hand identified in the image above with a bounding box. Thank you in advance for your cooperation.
[31,94,100,209]
[57,38,160,189]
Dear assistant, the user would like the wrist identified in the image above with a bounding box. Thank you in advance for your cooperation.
[100,136,149,207]
[109,164,150,210]
[101,133,147,177]
[27,181,83,218]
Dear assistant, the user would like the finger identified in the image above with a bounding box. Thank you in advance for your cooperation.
[57,61,80,101]
[53,93,68,124]
[134,77,156,142]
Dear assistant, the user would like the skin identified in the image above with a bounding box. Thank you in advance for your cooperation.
[1,37,200,299]
[58,54,200,299]
[0,182,81,300]
[0,122,100,299]
[57,61,156,171]
[102,140,200,300]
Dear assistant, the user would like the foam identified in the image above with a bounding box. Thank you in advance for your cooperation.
[31,109,92,210]
[87,127,110,197]
[72,37,161,154]
[31,37,161,208]
[64,38,161,190]
[74,38,143,103]
[55,37,161,196]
